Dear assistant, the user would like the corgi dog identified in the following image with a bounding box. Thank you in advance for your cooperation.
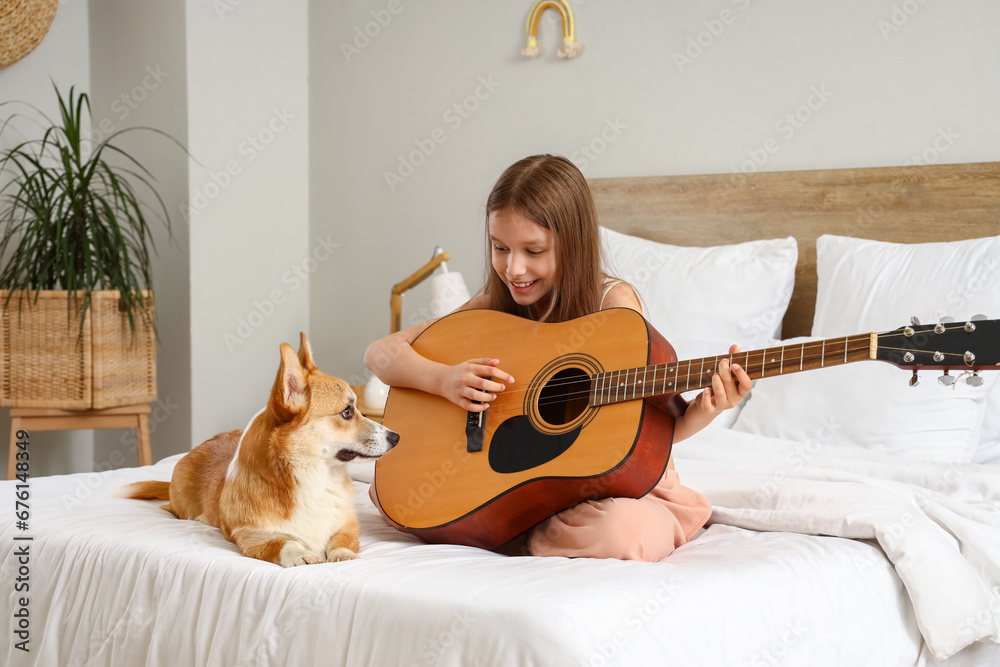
[121,332,398,567]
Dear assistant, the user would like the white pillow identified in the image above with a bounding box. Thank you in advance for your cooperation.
[811,234,1000,463]
[977,428,1000,465]
[732,336,993,463]
[600,227,798,352]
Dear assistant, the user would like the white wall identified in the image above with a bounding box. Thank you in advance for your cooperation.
[88,0,191,472]
[0,0,94,477]
[309,0,1000,382]
[185,0,311,440]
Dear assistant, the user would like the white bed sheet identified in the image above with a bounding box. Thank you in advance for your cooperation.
[1,428,998,667]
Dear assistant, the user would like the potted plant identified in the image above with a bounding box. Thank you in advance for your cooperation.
[0,84,180,409]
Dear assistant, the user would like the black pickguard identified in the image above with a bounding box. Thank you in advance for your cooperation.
[487,415,581,474]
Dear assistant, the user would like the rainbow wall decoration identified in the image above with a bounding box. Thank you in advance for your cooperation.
[522,0,581,59]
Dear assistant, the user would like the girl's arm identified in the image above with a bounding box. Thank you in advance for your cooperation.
[363,294,515,413]
[599,283,752,443]
[673,347,752,441]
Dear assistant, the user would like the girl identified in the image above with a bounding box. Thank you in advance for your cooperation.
[364,154,752,562]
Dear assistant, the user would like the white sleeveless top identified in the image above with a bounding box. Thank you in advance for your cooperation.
[600,279,643,314]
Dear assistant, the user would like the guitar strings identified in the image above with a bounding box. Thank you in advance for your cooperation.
[492,334,980,412]
[439,326,975,414]
[483,325,974,400]
[482,339,876,413]
[478,337,871,401]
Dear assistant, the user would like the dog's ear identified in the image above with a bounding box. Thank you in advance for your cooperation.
[297,331,318,372]
[272,342,309,420]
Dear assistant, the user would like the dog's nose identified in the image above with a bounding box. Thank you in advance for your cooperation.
[387,430,400,448]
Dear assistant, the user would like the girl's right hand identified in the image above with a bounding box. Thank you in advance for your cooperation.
[438,358,514,412]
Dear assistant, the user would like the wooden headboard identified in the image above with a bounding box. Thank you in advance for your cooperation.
[590,161,1000,338]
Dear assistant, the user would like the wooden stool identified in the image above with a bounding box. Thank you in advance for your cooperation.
[7,404,152,480]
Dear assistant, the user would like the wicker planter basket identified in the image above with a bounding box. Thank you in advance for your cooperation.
[0,290,156,409]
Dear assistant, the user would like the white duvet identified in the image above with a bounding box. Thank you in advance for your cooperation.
[679,428,1000,663]
[2,427,999,667]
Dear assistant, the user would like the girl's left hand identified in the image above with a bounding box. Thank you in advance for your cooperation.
[692,344,753,415]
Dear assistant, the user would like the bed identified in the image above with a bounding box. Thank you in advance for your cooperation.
[3,161,1000,667]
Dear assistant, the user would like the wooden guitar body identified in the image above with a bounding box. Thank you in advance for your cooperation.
[370,308,686,550]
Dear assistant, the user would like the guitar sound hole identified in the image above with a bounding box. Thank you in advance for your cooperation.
[538,368,590,426]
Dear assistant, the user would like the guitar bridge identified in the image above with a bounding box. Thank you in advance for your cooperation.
[466,408,486,453]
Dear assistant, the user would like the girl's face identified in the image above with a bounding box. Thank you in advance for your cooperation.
[488,208,558,308]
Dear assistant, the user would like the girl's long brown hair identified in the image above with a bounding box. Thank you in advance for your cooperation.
[483,155,607,323]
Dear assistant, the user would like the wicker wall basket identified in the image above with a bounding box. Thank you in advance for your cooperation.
[0,290,157,409]
[0,0,59,71]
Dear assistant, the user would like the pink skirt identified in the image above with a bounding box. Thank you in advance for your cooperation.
[527,469,712,562]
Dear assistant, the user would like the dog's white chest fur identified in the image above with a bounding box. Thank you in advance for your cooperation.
[280,463,355,554]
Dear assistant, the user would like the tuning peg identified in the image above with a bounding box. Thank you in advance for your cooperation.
[933,316,953,333]
[966,314,988,331]
[938,371,956,386]
[967,373,984,387]
[965,314,988,331]
[910,316,921,326]
[909,370,920,387]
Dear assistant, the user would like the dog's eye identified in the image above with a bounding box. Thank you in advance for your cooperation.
[340,406,354,419]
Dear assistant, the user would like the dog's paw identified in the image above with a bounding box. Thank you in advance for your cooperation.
[278,541,325,567]
[326,547,360,563]
[293,551,325,566]
[292,551,323,565]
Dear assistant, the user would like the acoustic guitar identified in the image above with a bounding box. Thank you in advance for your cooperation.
[370,308,998,550]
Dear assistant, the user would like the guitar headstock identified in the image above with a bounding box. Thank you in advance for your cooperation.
[875,316,1000,386]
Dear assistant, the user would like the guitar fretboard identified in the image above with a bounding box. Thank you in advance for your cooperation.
[590,334,874,407]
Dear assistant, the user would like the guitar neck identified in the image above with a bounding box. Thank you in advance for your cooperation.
[590,333,875,407]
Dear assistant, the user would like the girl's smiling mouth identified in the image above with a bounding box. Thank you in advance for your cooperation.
[510,279,537,293]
